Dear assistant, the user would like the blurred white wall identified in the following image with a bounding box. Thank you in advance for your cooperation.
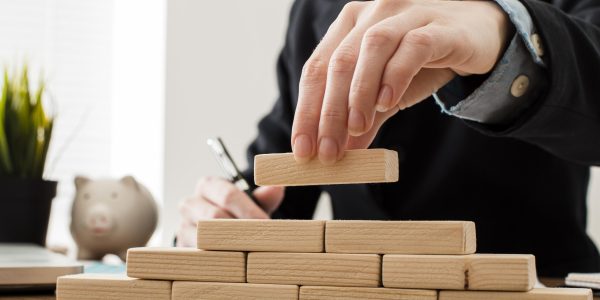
[164,0,600,247]
[111,0,165,246]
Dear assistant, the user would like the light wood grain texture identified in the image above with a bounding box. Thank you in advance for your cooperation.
[247,252,381,287]
[172,281,298,300]
[439,288,593,300]
[325,220,476,254]
[254,149,398,186]
[383,255,466,290]
[299,286,438,300]
[468,254,536,291]
[197,219,324,252]
[382,254,536,291]
[56,274,171,300]
[126,247,245,282]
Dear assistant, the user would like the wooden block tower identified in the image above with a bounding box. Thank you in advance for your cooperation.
[57,150,593,299]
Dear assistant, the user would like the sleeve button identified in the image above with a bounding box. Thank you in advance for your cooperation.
[531,33,544,57]
[511,74,530,97]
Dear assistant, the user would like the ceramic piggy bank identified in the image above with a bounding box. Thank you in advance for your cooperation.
[70,176,158,261]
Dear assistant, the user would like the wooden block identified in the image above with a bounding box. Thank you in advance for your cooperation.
[468,254,536,291]
[299,286,438,300]
[197,219,324,252]
[56,273,171,300]
[247,252,381,287]
[326,220,476,254]
[382,254,536,291]
[172,281,298,300]
[439,288,593,300]
[254,149,398,186]
[383,255,466,290]
[126,247,245,282]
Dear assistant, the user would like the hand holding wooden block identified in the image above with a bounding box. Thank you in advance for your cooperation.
[127,247,246,282]
[197,219,324,252]
[254,149,398,186]
[382,254,536,291]
[247,252,381,287]
[326,220,476,254]
[172,282,298,300]
[57,274,171,300]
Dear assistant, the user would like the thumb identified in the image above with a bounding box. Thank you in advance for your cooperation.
[252,186,285,215]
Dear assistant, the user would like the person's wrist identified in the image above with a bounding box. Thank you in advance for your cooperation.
[486,0,517,64]
[475,0,516,73]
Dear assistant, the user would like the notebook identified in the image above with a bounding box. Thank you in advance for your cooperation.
[0,243,82,291]
[566,272,600,296]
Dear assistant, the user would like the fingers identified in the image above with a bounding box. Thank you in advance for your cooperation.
[294,1,463,164]
[195,176,269,219]
[345,68,455,151]
[295,3,437,164]
[317,33,362,164]
[400,68,457,107]
[179,195,234,224]
[317,4,398,164]
[176,177,285,248]
[177,193,235,248]
[291,1,365,164]
[348,13,429,136]
[175,222,198,247]
[252,186,285,214]
[378,24,453,111]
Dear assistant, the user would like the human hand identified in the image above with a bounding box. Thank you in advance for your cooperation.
[291,0,513,164]
[176,176,285,247]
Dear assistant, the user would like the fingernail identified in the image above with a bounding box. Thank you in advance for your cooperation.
[318,137,338,165]
[293,134,312,163]
[348,107,366,136]
[376,85,393,112]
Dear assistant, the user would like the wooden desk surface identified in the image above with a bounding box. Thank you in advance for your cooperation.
[0,278,597,299]
[0,294,54,299]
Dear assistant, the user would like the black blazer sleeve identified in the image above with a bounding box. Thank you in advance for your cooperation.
[476,0,600,165]
[242,0,322,219]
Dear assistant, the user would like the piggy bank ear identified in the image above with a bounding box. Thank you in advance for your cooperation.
[74,176,90,190]
[120,175,140,191]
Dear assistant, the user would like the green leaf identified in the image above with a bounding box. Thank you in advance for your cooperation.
[0,70,13,175]
[0,64,53,178]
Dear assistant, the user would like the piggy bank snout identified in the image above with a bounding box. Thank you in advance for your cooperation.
[85,205,114,236]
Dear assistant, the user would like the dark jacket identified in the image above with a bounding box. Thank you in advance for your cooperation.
[242,0,600,277]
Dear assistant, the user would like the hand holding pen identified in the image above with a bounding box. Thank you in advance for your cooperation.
[175,137,285,247]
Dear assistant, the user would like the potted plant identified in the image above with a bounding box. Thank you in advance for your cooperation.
[0,65,55,246]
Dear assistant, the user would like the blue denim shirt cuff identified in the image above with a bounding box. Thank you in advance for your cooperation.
[433,0,547,124]
[495,0,544,65]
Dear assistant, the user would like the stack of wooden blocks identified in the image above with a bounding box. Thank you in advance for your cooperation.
[57,219,592,300]
[56,150,592,299]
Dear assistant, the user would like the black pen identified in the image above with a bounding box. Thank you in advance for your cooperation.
[206,137,263,209]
